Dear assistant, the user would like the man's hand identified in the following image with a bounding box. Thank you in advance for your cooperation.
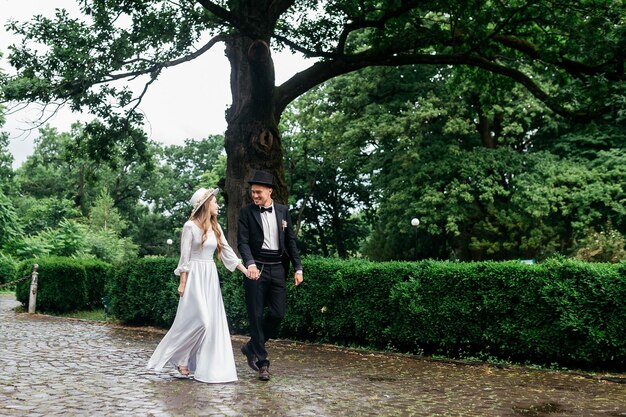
[294,271,303,286]
[247,264,260,280]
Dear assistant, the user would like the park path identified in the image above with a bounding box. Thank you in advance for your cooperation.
[1,293,625,417]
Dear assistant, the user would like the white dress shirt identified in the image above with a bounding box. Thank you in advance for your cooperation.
[260,204,279,250]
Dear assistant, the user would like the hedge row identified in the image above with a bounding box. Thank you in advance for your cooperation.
[13,255,626,370]
[106,256,626,370]
[106,256,249,331]
[15,257,110,313]
[106,257,180,327]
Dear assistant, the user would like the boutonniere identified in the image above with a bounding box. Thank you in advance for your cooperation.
[282,220,287,231]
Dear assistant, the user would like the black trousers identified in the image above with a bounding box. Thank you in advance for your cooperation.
[243,262,286,368]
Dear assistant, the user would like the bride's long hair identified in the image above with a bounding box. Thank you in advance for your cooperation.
[190,195,223,260]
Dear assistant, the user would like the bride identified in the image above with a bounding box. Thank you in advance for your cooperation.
[147,187,249,383]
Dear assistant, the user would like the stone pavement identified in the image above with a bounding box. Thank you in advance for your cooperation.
[1,293,626,417]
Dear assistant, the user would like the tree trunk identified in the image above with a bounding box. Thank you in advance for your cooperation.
[76,164,86,215]
[222,36,287,247]
[471,93,496,149]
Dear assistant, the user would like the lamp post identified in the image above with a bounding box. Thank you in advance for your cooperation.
[411,218,420,260]
[166,238,173,257]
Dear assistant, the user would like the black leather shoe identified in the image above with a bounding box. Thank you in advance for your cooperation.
[241,344,259,372]
[258,365,270,381]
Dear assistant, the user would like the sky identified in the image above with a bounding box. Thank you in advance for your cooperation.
[0,0,311,168]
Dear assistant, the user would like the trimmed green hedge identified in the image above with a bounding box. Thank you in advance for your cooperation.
[107,256,247,330]
[16,257,111,313]
[107,257,180,327]
[81,258,111,308]
[107,256,626,370]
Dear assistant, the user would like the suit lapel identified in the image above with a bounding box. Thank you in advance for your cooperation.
[251,204,262,229]
[275,204,285,250]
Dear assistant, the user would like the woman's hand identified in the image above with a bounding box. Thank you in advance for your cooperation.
[237,264,251,278]
[178,272,187,297]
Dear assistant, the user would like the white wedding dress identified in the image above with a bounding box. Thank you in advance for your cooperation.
[147,221,239,383]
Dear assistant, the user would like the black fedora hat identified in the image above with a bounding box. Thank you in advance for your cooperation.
[248,170,274,188]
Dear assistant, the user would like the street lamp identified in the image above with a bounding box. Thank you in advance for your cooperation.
[166,238,173,257]
[411,218,420,260]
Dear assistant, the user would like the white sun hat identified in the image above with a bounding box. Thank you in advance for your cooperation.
[189,187,218,218]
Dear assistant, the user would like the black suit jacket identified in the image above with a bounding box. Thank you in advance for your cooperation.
[237,202,303,272]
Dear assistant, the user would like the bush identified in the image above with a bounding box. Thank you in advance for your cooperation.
[281,257,355,342]
[105,255,626,371]
[107,257,180,327]
[281,257,413,348]
[539,258,626,365]
[80,258,112,308]
[220,265,248,333]
[107,256,246,329]
[388,261,555,359]
[16,257,88,313]
[15,257,110,313]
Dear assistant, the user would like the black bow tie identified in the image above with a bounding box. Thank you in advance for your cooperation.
[260,206,273,213]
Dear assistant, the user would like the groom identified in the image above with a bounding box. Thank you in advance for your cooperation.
[237,170,303,381]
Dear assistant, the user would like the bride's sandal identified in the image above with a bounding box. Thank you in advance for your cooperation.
[177,366,190,377]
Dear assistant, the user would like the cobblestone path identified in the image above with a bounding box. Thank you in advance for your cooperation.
[1,293,626,417]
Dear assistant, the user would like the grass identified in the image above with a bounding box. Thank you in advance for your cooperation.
[1,290,111,321]
[56,309,109,321]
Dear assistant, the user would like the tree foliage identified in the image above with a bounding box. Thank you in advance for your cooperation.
[0,191,22,246]
[3,0,625,244]
[88,188,127,234]
[2,1,625,260]
[5,123,226,260]
[282,62,625,261]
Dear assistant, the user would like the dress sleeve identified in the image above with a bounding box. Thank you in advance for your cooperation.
[218,224,242,272]
[174,222,194,276]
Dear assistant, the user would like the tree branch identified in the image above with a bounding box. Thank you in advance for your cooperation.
[194,0,259,37]
[491,34,625,82]
[128,69,161,114]
[337,0,425,54]
[194,0,234,23]
[275,51,599,122]
[269,0,297,21]
[100,33,228,84]
[272,33,335,59]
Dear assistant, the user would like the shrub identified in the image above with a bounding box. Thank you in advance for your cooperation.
[105,255,626,371]
[16,257,89,313]
[80,258,111,308]
[107,257,180,327]
[108,256,247,329]
[282,258,414,348]
[14,257,110,312]
[539,258,626,365]
[220,265,248,333]
[388,261,554,359]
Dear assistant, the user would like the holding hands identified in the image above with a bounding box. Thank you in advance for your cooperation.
[237,263,252,278]
[243,264,303,286]
[247,264,260,280]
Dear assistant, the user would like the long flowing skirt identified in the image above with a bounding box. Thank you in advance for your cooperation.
[146,259,237,383]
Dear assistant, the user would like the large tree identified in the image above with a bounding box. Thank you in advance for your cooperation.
[3,0,625,243]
